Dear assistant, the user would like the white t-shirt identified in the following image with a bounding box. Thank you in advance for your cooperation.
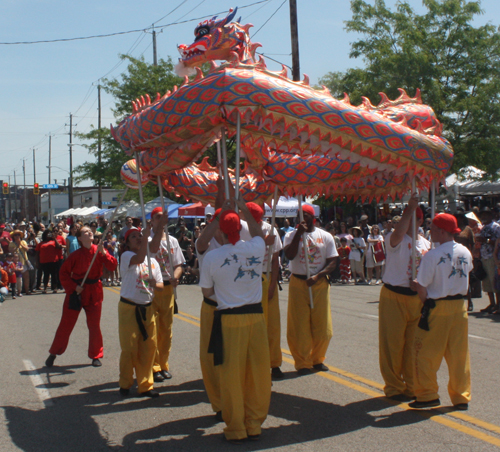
[417,241,473,300]
[383,233,431,288]
[196,237,221,278]
[240,219,252,242]
[349,237,366,262]
[149,233,184,279]
[199,236,266,310]
[283,227,338,275]
[261,221,283,270]
[120,251,163,305]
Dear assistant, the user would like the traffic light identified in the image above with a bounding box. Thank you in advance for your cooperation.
[33,183,40,195]
[2,182,9,195]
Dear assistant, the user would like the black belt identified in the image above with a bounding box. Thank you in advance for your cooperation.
[161,280,178,313]
[120,297,152,341]
[73,278,100,285]
[418,294,464,331]
[163,280,171,285]
[203,296,217,307]
[292,274,308,280]
[208,302,263,366]
[383,283,417,296]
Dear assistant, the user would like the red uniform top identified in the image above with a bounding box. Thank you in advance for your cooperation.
[0,268,8,288]
[3,262,16,284]
[55,235,66,261]
[338,246,351,260]
[36,241,59,264]
[59,244,117,306]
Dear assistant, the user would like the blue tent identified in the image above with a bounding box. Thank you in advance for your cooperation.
[145,203,182,220]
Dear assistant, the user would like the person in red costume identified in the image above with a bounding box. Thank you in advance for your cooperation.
[45,226,118,368]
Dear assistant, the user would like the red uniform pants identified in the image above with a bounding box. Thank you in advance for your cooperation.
[49,295,103,360]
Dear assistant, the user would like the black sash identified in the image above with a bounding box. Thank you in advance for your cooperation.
[208,303,263,366]
[383,283,417,296]
[418,294,464,331]
[120,297,152,341]
[203,296,217,307]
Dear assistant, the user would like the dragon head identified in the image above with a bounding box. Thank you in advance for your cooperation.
[175,7,261,76]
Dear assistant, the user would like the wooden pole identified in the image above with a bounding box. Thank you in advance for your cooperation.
[266,186,279,277]
[157,176,177,302]
[411,178,417,280]
[298,195,314,308]
[220,127,230,200]
[134,152,153,277]
[234,115,241,201]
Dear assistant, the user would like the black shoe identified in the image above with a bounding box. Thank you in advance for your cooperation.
[45,354,56,367]
[248,434,260,441]
[153,371,165,382]
[388,394,415,402]
[139,390,160,398]
[215,411,223,422]
[271,367,285,380]
[409,398,440,409]
[119,388,130,396]
[467,302,474,312]
[297,368,312,376]
[160,370,172,380]
[454,403,469,411]
[313,363,329,372]
[92,358,102,367]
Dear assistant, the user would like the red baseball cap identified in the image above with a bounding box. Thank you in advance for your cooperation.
[219,210,241,244]
[432,213,461,235]
[124,227,142,242]
[246,202,264,223]
[151,207,163,219]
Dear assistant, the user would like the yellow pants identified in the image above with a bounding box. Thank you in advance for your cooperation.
[413,299,471,405]
[287,276,332,370]
[218,313,271,441]
[199,299,220,413]
[118,302,156,393]
[378,285,422,397]
[152,284,175,373]
[267,278,282,368]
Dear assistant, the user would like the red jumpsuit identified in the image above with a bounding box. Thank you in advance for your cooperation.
[49,245,117,359]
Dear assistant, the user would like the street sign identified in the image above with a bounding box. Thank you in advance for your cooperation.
[102,201,112,205]
[42,184,59,189]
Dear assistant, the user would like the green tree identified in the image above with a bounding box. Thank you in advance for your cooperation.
[74,55,184,201]
[319,0,500,177]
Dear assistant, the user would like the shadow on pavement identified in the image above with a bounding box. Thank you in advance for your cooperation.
[3,380,431,451]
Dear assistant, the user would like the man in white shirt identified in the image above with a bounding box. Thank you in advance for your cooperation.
[379,194,430,401]
[200,198,270,443]
[283,204,338,374]
[246,202,284,379]
[148,207,184,382]
[409,213,473,410]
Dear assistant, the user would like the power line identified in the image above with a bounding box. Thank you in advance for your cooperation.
[0,0,271,45]
[252,0,287,37]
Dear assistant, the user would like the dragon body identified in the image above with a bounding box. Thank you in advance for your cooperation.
[113,8,453,203]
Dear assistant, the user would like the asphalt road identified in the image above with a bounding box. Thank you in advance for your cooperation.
[1,281,499,451]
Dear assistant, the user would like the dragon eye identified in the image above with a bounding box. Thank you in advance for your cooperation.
[194,26,210,41]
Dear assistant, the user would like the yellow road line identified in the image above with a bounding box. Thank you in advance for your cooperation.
[105,288,500,446]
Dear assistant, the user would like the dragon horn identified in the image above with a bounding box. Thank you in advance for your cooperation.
[155,93,161,102]
[146,94,151,105]
[140,95,145,107]
[132,101,137,112]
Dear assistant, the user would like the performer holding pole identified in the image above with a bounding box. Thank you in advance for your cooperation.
[409,213,473,410]
[45,225,117,368]
[134,152,152,276]
[378,193,430,401]
[149,182,184,382]
[283,202,338,374]
[201,198,270,443]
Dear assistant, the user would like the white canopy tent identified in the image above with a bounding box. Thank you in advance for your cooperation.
[264,196,320,218]
[204,197,321,219]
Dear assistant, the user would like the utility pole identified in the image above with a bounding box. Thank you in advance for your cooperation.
[23,160,27,220]
[33,148,37,220]
[68,113,74,208]
[13,170,17,221]
[153,26,158,66]
[8,175,11,220]
[98,85,102,208]
[48,135,52,222]
[289,0,300,82]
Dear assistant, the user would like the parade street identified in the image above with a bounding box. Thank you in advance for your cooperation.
[1,282,499,451]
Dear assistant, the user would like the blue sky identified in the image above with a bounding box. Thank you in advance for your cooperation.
[1,0,499,187]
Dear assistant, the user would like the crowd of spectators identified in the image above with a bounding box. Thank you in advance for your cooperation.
[0,201,498,314]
